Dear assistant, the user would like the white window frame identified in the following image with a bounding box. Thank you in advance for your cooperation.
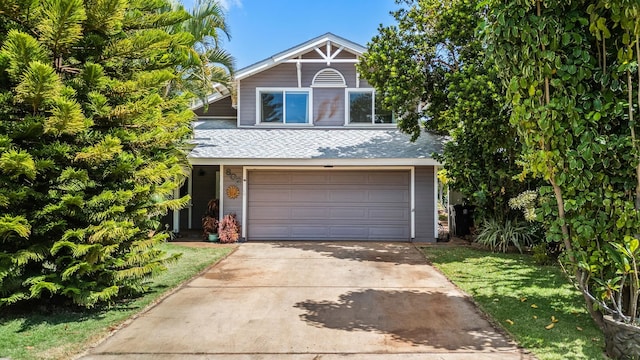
[344,88,395,126]
[256,87,313,125]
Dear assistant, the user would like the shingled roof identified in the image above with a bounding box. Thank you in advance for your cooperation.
[189,120,446,165]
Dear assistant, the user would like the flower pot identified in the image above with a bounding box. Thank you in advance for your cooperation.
[603,315,640,359]
[207,233,219,242]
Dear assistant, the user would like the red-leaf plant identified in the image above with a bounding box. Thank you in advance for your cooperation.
[218,213,240,243]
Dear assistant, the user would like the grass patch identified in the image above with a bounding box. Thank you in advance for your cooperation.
[420,246,606,360]
[0,243,234,360]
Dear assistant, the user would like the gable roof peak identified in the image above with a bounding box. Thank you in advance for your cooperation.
[236,33,367,80]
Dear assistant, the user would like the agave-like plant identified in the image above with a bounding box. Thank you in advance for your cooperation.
[475,218,535,253]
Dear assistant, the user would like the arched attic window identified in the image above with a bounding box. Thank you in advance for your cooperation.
[311,68,346,88]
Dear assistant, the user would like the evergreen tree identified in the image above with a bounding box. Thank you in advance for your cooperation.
[0,0,197,307]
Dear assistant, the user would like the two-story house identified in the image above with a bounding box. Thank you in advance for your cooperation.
[169,33,445,242]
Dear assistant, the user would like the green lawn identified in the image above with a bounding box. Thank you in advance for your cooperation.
[420,245,606,360]
[0,243,234,360]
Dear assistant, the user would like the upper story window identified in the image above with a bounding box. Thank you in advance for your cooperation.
[346,89,394,124]
[258,88,311,124]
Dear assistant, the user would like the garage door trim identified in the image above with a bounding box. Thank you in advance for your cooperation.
[241,166,415,240]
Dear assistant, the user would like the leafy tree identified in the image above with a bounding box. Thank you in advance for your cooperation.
[487,0,640,336]
[165,0,235,104]
[358,0,537,219]
[0,0,199,307]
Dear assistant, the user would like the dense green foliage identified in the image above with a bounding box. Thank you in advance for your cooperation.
[0,243,233,360]
[358,0,538,219]
[487,0,640,330]
[0,0,204,307]
[421,246,605,360]
[364,0,640,338]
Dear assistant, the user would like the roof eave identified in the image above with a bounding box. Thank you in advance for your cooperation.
[188,158,441,167]
[188,87,231,111]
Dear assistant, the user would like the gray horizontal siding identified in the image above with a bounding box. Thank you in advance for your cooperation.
[193,96,236,118]
[222,166,243,224]
[313,88,344,126]
[239,63,297,125]
[415,166,436,242]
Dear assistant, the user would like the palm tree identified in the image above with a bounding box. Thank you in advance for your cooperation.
[166,0,235,104]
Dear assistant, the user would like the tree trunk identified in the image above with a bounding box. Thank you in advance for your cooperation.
[537,0,604,330]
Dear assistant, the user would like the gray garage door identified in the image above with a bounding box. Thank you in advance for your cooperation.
[247,170,410,241]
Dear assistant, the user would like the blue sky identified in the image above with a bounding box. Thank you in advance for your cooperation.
[181,0,398,69]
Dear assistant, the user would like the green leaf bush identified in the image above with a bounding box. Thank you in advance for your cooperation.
[358,0,541,220]
[487,0,640,342]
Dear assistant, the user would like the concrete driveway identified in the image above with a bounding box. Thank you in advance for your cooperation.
[81,242,526,359]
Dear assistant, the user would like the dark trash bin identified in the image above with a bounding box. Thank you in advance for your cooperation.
[452,204,474,236]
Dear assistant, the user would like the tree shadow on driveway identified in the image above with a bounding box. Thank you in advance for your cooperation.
[274,242,427,265]
[294,289,515,351]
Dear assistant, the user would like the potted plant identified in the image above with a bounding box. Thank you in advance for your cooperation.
[218,213,240,243]
[201,199,219,241]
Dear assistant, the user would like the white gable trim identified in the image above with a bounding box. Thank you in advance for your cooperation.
[189,92,231,111]
[236,33,366,81]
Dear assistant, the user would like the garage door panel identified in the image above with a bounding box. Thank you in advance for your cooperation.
[368,190,409,202]
[370,226,410,238]
[290,207,330,219]
[329,226,369,238]
[291,226,329,237]
[250,189,292,202]
[329,207,367,219]
[290,189,330,202]
[253,225,291,238]
[328,190,367,202]
[367,172,409,184]
[369,208,410,219]
[329,173,368,184]
[248,206,291,220]
[251,172,291,184]
[248,170,410,241]
[291,173,329,184]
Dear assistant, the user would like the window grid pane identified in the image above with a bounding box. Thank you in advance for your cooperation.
[261,92,283,123]
[374,94,394,124]
[349,91,373,123]
[260,90,310,124]
[285,92,308,123]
